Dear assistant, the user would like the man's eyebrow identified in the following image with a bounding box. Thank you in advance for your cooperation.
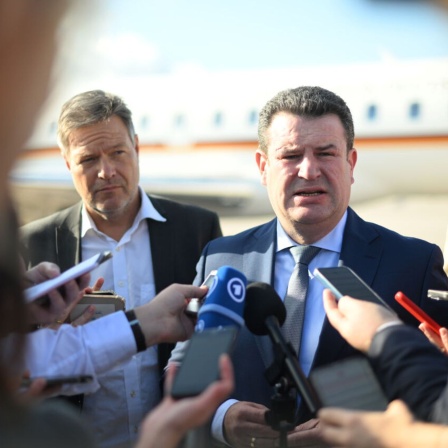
[315,143,336,151]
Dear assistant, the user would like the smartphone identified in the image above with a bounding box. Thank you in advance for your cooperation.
[314,266,393,311]
[25,251,113,304]
[395,291,441,333]
[69,291,125,322]
[170,327,237,398]
[20,374,93,390]
[185,270,218,317]
[309,357,388,411]
[428,289,448,301]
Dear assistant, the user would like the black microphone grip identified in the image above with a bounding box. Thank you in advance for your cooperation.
[265,316,322,415]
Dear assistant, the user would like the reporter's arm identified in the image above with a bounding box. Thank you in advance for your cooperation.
[319,400,448,448]
[136,354,234,448]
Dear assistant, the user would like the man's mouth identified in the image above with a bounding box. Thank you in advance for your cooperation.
[295,189,324,197]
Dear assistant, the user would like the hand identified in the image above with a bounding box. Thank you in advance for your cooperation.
[134,283,208,346]
[15,373,61,405]
[26,262,91,326]
[136,354,234,448]
[318,400,415,448]
[322,289,401,352]
[83,276,105,294]
[419,323,448,354]
[287,418,326,447]
[223,401,279,448]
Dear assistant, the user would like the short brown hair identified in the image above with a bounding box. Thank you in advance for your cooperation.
[57,90,135,153]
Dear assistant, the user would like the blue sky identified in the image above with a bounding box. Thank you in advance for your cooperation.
[81,0,448,76]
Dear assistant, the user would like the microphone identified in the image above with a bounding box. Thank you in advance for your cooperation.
[195,266,247,332]
[244,282,321,415]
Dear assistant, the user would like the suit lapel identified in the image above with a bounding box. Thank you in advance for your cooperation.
[314,208,383,366]
[56,203,82,271]
[145,197,173,293]
[243,220,278,368]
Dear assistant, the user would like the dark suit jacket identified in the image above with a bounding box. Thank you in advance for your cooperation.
[173,207,448,423]
[20,194,222,375]
[369,324,448,424]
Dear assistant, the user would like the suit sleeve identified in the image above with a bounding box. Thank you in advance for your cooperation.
[369,325,448,423]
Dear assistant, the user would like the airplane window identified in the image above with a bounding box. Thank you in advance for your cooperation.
[49,121,57,135]
[140,116,149,129]
[409,102,420,119]
[174,114,185,128]
[367,104,377,120]
[214,112,223,127]
[248,109,258,126]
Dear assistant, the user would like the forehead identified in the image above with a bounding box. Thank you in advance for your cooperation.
[68,115,131,151]
[266,112,346,149]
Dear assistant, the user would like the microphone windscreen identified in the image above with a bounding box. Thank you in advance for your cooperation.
[196,266,247,332]
[244,282,286,335]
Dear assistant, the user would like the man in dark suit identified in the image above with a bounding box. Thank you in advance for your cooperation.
[20,90,222,448]
[169,86,448,447]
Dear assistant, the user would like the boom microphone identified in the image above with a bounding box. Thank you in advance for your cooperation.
[244,282,321,415]
[195,266,247,332]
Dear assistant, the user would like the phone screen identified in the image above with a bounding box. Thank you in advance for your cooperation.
[170,327,237,398]
[314,266,392,310]
[309,357,387,411]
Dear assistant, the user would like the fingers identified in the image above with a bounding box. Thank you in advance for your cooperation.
[163,363,178,396]
[440,327,448,353]
[419,323,445,351]
[322,289,342,327]
[84,276,104,294]
[70,305,95,326]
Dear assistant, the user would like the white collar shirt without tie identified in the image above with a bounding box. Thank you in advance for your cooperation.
[211,212,347,445]
[80,188,166,448]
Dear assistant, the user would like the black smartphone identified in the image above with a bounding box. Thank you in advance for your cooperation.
[314,266,393,311]
[170,327,237,398]
[309,357,388,411]
[20,374,93,390]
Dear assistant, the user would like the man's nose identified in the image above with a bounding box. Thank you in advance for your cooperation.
[98,159,116,179]
[298,155,320,180]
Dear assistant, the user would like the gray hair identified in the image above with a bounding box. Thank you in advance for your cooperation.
[257,86,354,153]
[57,90,135,153]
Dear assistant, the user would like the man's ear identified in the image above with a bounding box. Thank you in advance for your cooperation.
[134,134,139,155]
[255,148,268,186]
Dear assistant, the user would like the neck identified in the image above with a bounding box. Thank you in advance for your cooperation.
[88,198,140,242]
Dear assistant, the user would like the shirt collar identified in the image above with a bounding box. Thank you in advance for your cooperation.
[81,186,166,237]
[276,210,347,254]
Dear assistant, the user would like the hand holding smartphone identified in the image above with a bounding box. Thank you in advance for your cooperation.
[185,270,217,317]
[24,251,113,304]
[170,327,237,398]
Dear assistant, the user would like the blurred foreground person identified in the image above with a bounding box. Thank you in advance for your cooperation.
[0,1,233,447]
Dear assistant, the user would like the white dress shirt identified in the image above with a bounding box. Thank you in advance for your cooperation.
[80,188,166,448]
[212,212,347,445]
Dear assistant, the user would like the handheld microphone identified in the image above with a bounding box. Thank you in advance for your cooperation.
[244,282,321,415]
[195,266,247,332]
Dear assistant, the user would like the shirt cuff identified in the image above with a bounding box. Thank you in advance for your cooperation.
[375,320,404,335]
[211,399,239,445]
